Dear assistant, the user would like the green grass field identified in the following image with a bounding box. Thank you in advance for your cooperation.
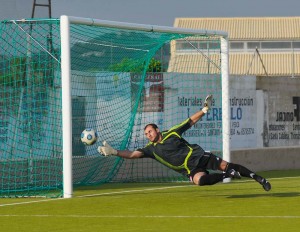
[0,170,299,232]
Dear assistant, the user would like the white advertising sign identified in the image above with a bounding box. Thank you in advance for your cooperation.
[267,93,300,147]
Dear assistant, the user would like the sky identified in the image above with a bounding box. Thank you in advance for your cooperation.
[1,0,300,26]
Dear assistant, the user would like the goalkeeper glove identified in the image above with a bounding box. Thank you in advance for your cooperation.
[98,141,118,156]
[202,94,213,114]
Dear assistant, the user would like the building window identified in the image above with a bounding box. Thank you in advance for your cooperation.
[244,41,299,51]
[199,42,208,49]
[230,42,244,49]
[177,40,300,53]
[176,40,220,52]
[261,42,291,49]
[292,41,300,49]
[247,42,260,49]
[176,41,198,50]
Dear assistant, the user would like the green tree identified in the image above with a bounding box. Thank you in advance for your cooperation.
[108,57,162,72]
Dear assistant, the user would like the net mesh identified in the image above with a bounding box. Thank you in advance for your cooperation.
[0,18,223,197]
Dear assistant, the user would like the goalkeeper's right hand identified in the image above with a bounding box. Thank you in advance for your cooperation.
[98,141,118,156]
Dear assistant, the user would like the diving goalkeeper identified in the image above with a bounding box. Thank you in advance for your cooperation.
[98,95,271,191]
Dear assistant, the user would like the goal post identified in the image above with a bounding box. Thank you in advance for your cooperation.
[220,37,230,162]
[0,16,229,198]
[60,16,73,198]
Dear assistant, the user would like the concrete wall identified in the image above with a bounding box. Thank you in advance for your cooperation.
[230,76,300,171]
[257,76,300,147]
[231,146,300,172]
[230,75,300,149]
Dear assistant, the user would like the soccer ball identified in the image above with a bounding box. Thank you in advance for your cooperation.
[81,128,98,145]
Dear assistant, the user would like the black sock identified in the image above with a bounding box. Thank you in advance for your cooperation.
[199,173,225,186]
[226,163,259,181]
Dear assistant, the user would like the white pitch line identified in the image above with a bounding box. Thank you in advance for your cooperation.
[0,214,299,219]
[0,198,65,207]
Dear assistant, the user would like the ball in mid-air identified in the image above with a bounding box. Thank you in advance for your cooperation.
[81,128,98,145]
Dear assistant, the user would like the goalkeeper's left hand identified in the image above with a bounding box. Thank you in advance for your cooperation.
[201,94,213,114]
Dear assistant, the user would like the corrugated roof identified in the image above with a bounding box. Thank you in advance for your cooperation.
[168,53,300,77]
[174,17,300,40]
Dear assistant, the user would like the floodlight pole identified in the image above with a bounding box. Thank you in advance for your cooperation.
[60,15,73,198]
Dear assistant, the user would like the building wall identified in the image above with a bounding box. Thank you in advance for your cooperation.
[257,76,300,147]
[229,75,300,149]
[174,17,300,41]
[173,17,300,77]
[231,146,300,172]
[231,76,300,171]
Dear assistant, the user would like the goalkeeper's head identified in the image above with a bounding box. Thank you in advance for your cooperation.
[144,123,158,131]
[144,123,161,143]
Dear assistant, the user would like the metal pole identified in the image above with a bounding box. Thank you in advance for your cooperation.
[221,36,230,182]
[60,15,73,198]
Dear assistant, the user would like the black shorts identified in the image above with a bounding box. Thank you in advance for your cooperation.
[188,152,223,180]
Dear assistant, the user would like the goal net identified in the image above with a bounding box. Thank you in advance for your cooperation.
[0,16,229,198]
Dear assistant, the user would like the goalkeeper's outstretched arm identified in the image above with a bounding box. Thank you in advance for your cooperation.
[190,94,212,126]
[98,141,143,158]
[115,149,143,159]
[99,95,213,157]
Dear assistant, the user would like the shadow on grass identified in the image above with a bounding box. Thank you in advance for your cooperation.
[227,192,300,198]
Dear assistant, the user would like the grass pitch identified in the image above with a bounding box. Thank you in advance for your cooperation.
[0,170,299,232]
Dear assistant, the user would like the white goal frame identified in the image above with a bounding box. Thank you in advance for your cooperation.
[60,15,230,198]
